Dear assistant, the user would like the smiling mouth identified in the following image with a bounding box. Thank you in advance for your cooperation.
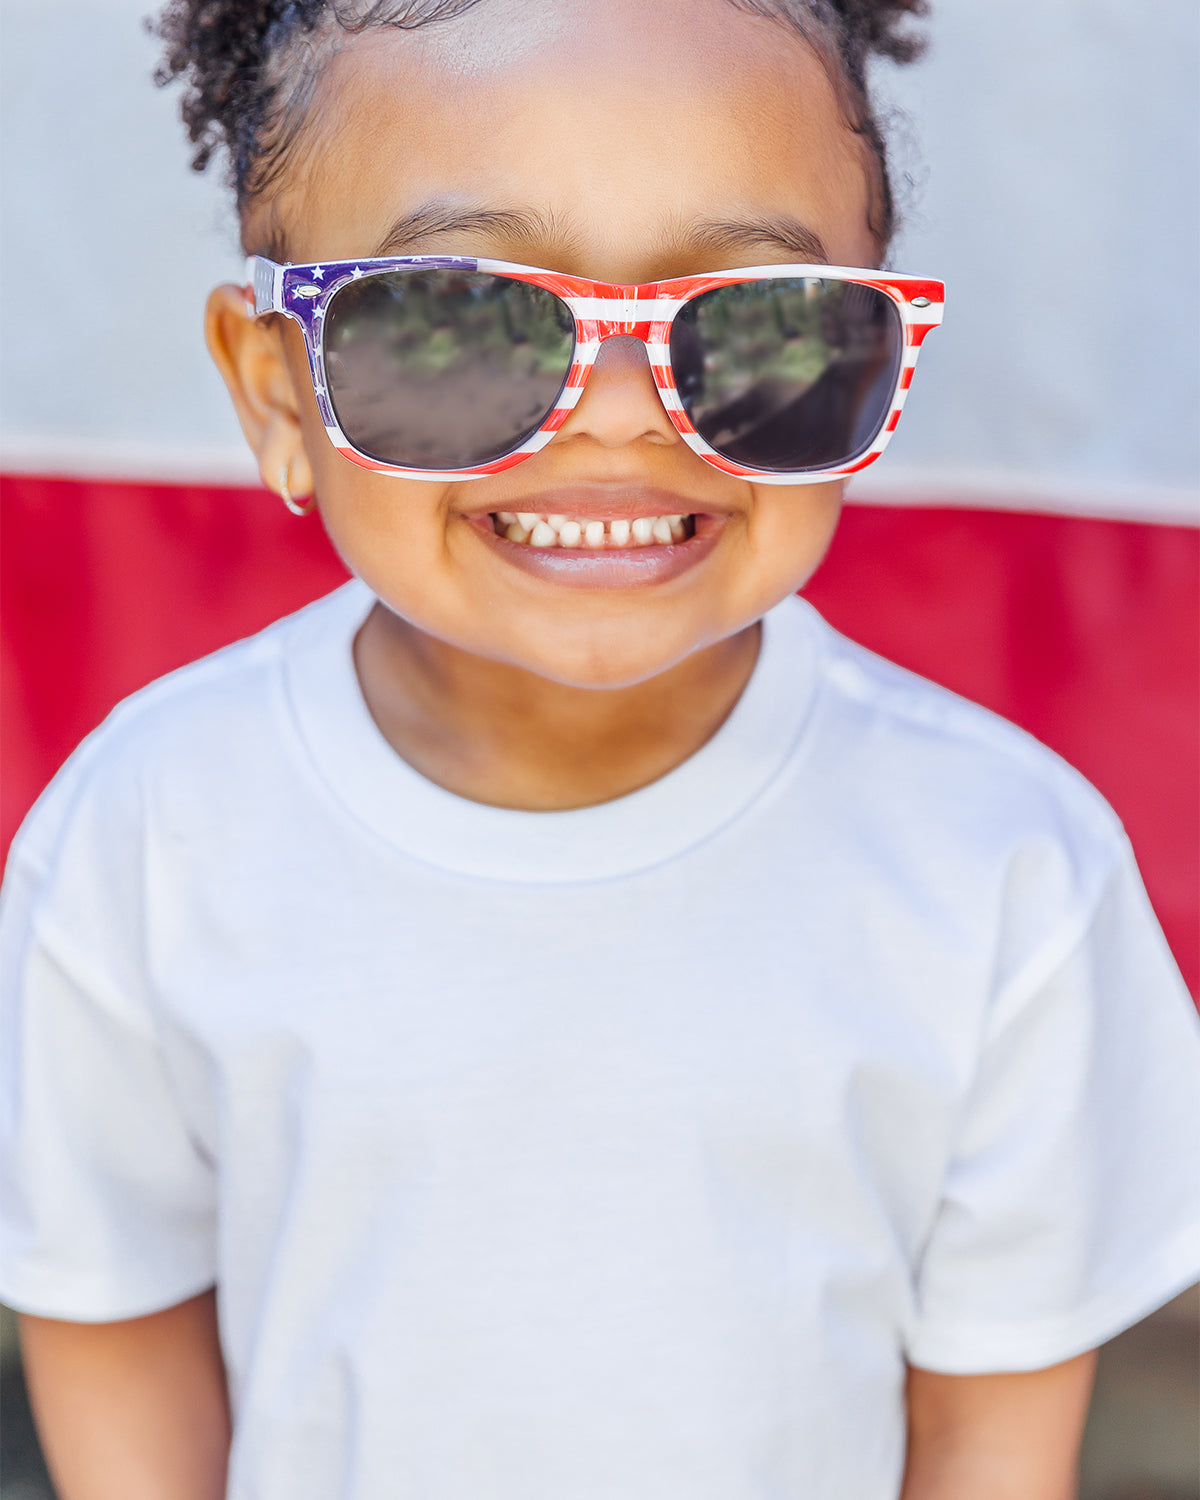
[490,511,696,548]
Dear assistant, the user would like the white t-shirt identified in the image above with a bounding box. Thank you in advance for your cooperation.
[2,581,1198,1499]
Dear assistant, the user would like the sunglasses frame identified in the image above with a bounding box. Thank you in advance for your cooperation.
[245,254,944,484]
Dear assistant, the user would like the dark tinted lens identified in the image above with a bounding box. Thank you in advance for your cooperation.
[670,278,903,471]
[323,271,575,469]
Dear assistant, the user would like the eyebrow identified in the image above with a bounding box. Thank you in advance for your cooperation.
[686,215,831,266]
[369,201,831,268]
[370,202,572,258]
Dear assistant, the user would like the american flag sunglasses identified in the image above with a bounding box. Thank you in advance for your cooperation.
[246,255,944,484]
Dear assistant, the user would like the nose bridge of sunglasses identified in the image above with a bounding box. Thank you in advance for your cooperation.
[580,330,658,373]
[568,291,682,330]
[594,320,656,348]
[570,295,681,390]
[563,327,680,431]
[570,331,662,406]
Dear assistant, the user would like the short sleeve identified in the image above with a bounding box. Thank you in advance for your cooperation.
[0,770,217,1323]
[907,838,1200,1374]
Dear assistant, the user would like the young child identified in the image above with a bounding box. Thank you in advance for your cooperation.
[3,2,1198,1496]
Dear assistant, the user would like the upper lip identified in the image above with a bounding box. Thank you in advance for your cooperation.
[460,486,729,522]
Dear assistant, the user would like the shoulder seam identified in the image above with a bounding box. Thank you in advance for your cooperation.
[805,611,1123,838]
[988,829,1133,1031]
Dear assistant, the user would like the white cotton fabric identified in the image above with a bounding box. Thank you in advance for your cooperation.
[2,580,1198,1500]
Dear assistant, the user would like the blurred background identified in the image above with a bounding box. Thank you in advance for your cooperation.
[1,0,1197,1495]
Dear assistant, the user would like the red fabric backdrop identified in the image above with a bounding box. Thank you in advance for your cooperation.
[3,473,1196,992]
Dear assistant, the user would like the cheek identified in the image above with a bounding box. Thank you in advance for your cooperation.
[745,481,843,586]
[312,461,455,586]
[284,333,458,596]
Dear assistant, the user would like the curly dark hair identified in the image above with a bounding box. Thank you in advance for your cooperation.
[153,0,928,250]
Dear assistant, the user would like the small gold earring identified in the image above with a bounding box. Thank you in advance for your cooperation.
[279,465,316,517]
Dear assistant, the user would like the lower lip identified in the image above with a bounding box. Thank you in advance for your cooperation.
[467,516,723,589]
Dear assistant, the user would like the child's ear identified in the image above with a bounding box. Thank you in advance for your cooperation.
[205,284,315,499]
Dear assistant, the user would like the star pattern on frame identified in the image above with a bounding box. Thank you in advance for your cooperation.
[312,265,325,280]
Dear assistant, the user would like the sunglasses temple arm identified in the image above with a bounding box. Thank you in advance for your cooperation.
[244,255,285,317]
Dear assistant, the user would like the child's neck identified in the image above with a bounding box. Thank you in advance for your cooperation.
[353,604,761,812]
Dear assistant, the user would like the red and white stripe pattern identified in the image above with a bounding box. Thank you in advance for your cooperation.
[250,255,944,484]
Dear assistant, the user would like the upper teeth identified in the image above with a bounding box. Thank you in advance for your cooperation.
[493,512,689,547]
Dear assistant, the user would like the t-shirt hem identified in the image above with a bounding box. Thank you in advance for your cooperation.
[906,1225,1200,1374]
[0,1262,218,1324]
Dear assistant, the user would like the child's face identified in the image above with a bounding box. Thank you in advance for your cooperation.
[220,0,878,688]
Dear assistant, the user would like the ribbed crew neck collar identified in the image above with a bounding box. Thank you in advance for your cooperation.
[284,581,820,884]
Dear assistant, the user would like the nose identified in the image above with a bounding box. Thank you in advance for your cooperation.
[553,333,680,453]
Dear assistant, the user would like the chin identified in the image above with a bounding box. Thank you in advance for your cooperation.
[504,636,694,692]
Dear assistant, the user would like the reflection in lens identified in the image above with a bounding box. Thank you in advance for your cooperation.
[670,279,903,471]
[323,271,575,469]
